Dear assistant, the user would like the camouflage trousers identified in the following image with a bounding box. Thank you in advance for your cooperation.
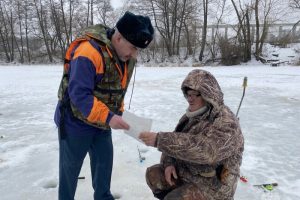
[146,164,206,200]
[146,164,237,200]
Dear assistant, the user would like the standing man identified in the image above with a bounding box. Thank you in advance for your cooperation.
[54,11,154,200]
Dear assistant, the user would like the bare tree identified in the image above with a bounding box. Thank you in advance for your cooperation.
[254,0,276,58]
[95,0,113,26]
[8,10,15,62]
[199,0,208,61]
[50,0,66,60]
[91,0,94,25]
[0,1,12,62]
[59,0,72,46]
[0,0,24,63]
[148,0,198,57]
[86,0,90,26]
[0,0,116,63]
[33,0,53,62]
[24,0,32,63]
[230,0,252,62]
[86,0,95,26]
[16,0,25,63]
[290,0,300,8]
[4,0,296,64]
[207,0,228,62]
[0,0,33,63]
[184,19,196,58]
[151,0,175,56]
[289,0,300,34]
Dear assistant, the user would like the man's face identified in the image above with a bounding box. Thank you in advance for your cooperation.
[184,90,205,112]
[114,33,138,62]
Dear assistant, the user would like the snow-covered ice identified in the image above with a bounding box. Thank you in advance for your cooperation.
[0,64,299,200]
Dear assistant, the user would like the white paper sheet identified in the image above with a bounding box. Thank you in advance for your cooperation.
[122,110,152,141]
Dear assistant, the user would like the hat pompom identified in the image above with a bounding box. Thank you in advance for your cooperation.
[116,11,154,49]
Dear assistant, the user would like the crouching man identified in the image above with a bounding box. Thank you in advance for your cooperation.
[139,69,244,200]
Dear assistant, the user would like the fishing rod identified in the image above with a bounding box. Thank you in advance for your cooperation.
[236,77,248,118]
[128,66,137,110]
[137,146,146,163]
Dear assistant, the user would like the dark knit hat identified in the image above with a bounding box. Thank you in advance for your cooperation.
[116,11,154,49]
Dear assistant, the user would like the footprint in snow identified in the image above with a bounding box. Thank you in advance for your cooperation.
[138,147,149,153]
[42,179,58,189]
[113,193,122,199]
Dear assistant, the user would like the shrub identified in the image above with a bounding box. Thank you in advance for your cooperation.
[218,37,242,65]
[270,34,293,48]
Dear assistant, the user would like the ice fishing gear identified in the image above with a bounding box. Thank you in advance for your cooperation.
[240,176,248,183]
[254,183,278,191]
[240,176,278,191]
[137,146,145,163]
[236,77,248,117]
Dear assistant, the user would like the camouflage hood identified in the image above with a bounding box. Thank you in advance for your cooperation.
[78,24,111,45]
[181,69,224,112]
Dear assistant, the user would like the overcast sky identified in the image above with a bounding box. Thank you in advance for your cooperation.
[111,0,124,9]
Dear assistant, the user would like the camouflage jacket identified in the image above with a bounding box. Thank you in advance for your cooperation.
[157,69,244,199]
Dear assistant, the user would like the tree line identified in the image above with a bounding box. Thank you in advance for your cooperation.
[0,0,299,65]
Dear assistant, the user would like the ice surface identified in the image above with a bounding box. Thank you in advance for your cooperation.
[0,64,299,200]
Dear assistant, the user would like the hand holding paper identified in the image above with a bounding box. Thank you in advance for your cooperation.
[139,132,158,147]
[109,115,130,130]
[122,111,153,142]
